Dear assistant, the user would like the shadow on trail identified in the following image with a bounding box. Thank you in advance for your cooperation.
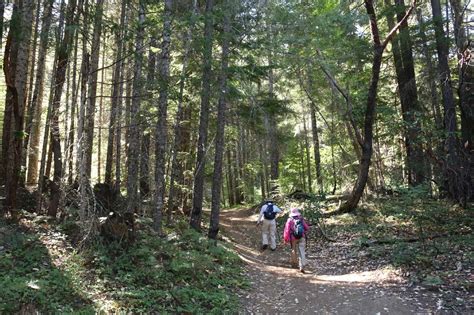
[220,207,435,314]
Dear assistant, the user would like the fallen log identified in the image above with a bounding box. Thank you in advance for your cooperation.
[360,230,472,247]
[287,190,312,200]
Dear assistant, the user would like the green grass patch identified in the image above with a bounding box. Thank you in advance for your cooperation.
[0,217,248,313]
[0,221,94,313]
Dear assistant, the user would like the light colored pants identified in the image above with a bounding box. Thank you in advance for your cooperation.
[261,219,276,249]
[291,238,306,269]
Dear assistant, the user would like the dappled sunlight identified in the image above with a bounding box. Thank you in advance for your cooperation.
[221,207,404,288]
[220,206,443,314]
[310,267,403,285]
[0,219,94,313]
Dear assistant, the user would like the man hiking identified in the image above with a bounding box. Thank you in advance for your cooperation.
[256,200,282,251]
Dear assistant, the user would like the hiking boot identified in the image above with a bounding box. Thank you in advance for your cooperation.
[299,268,305,273]
[261,244,268,250]
[271,247,276,251]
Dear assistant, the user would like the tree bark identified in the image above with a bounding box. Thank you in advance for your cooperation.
[302,115,313,193]
[97,39,106,182]
[140,35,156,198]
[105,0,127,187]
[25,0,54,186]
[299,137,306,191]
[385,0,425,185]
[415,8,443,129]
[67,30,80,185]
[226,148,235,205]
[168,0,197,217]
[153,0,173,233]
[190,0,214,231]
[431,0,468,204]
[258,138,266,200]
[267,65,280,193]
[84,0,104,178]
[22,2,42,177]
[209,1,231,240]
[126,1,145,214]
[449,0,473,150]
[0,0,4,49]
[48,0,77,217]
[310,101,323,194]
[3,0,36,217]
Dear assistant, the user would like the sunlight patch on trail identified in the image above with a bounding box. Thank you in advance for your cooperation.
[310,267,403,284]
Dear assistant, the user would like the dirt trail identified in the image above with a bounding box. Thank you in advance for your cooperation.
[220,207,439,314]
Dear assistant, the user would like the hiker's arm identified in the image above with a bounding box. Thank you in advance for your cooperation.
[283,220,291,243]
[303,220,310,231]
[274,205,283,217]
[256,207,264,225]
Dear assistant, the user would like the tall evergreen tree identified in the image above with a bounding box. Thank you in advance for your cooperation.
[190,0,215,231]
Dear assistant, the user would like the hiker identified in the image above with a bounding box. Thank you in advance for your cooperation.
[283,208,310,273]
[256,200,282,251]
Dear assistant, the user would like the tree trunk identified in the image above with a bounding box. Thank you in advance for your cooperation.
[126,1,145,214]
[258,139,266,200]
[76,0,89,181]
[299,137,306,191]
[3,0,36,217]
[153,0,173,233]
[105,0,126,187]
[415,8,444,189]
[25,0,54,186]
[190,0,214,231]
[226,149,234,205]
[140,36,156,198]
[267,67,280,193]
[67,30,80,185]
[449,0,473,150]
[22,2,42,177]
[48,0,77,217]
[302,115,312,193]
[431,0,467,204]
[209,1,231,240]
[309,102,323,194]
[338,0,415,213]
[0,0,4,49]
[416,9,443,129]
[385,0,425,185]
[232,146,243,204]
[97,39,106,183]
[168,0,197,217]
[84,0,104,179]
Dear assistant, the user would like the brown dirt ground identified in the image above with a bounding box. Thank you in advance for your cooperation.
[220,207,448,314]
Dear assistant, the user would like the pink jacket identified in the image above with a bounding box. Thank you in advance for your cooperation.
[283,216,309,243]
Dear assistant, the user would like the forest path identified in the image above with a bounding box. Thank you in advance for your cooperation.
[220,207,437,314]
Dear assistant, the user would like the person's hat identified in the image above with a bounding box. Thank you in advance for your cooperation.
[290,208,301,217]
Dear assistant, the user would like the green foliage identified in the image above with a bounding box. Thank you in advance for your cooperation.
[0,218,247,313]
[0,222,93,313]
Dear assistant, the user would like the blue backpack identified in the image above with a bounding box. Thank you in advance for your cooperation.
[292,218,304,239]
[263,203,276,220]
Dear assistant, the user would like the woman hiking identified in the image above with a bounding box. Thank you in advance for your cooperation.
[283,208,310,273]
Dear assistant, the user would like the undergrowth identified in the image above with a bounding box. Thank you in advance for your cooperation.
[288,187,473,291]
[0,216,248,313]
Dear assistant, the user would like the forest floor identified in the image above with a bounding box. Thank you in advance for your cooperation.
[220,205,473,314]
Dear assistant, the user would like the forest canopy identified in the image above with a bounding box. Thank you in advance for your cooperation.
[0,0,472,239]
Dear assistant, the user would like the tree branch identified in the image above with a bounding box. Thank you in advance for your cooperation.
[381,0,417,49]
